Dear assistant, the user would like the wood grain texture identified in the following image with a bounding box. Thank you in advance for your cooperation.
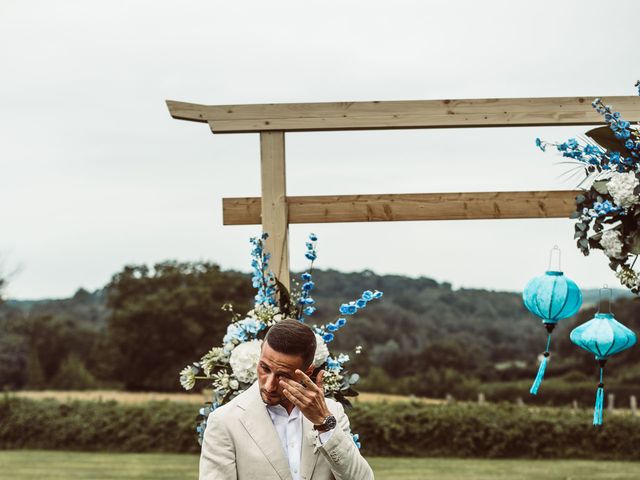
[165,96,640,133]
[260,132,290,289]
[223,191,581,225]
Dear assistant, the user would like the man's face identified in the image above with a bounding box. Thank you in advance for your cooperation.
[257,341,312,406]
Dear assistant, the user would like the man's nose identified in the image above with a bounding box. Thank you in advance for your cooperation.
[266,374,278,391]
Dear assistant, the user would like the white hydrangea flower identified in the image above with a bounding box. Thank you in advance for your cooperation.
[601,229,624,258]
[179,364,197,390]
[313,333,330,367]
[229,339,263,384]
[607,172,640,209]
[229,379,240,390]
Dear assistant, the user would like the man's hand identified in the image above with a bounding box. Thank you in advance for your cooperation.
[280,369,332,425]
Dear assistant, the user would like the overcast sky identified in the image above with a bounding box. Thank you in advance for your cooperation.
[2,0,640,299]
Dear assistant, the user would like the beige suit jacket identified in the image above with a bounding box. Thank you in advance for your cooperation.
[199,382,374,480]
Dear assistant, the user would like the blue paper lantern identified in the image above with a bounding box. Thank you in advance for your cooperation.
[523,248,582,395]
[570,306,636,425]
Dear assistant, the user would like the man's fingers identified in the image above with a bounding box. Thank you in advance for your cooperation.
[316,369,325,391]
[280,378,304,390]
[282,389,302,406]
[295,369,322,392]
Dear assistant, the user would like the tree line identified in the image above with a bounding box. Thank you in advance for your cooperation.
[1,263,639,401]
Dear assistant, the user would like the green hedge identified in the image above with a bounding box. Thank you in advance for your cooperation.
[2,395,640,459]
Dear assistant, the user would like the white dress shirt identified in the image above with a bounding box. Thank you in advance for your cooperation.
[266,404,333,480]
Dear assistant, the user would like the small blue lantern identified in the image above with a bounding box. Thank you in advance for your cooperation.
[570,287,636,426]
[523,246,582,395]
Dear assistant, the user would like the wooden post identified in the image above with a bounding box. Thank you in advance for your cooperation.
[445,393,454,404]
[478,393,485,405]
[516,397,524,406]
[608,393,615,412]
[572,400,578,410]
[260,131,290,290]
[631,395,637,416]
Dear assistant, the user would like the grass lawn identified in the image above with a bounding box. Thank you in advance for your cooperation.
[1,451,639,480]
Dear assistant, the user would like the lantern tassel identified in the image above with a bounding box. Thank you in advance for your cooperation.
[530,334,552,395]
[593,366,605,426]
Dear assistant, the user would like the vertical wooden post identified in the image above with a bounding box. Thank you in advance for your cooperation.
[608,393,615,412]
[631,395,637,416]
[260,131,290,290]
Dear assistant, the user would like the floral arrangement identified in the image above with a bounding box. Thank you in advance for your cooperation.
[536,81,640,293]
[179,233,382,444]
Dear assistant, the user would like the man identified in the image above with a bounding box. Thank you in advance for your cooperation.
[200,319,374,480]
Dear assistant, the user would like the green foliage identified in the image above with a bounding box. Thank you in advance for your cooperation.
[3,397,640,460]
[49,354,97,390]
[106,262,253,391]
[24,347,45,389]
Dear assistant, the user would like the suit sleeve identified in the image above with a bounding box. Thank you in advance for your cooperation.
[318,402,374,480]
[199,409,238,480]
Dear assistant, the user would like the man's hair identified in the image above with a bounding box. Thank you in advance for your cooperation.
[264,319,317,368]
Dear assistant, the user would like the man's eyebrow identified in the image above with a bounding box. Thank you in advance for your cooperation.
[261,361,294,377]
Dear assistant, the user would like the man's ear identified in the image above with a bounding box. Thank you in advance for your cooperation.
[305,364,315,376]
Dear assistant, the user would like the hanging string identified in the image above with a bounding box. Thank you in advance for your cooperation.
[598,285,612,314]
[530,333,552,395]
[593,365,605,426]
[547,245,562,271]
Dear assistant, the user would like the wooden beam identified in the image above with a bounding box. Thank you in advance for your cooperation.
[223,191,580,225]
[260,132,290,289]
[166,96,640,133]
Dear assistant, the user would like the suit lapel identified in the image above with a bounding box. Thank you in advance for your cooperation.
[237,383,293,480]
[300,417,320,480]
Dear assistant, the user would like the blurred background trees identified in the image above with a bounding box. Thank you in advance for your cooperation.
[1,263,638,404]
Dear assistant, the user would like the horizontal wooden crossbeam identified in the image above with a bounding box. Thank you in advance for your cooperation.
[166,96,640,133]
[222,191,580,225]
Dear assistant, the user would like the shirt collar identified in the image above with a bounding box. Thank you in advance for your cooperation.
[266,403,301,419]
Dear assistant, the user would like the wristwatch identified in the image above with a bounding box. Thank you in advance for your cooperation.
[313,414,337,433]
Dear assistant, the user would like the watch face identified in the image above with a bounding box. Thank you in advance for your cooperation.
[325,415,337,430]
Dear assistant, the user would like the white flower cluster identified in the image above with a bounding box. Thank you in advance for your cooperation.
[179,364,198,390]
[607,172,640,209]
[229,339,263,384]
[211,370,239,392]
[616,266,640,289]
[252,304,284,326]
[322,369,344,394]
[600,229,624,259]
[200,347,229,377]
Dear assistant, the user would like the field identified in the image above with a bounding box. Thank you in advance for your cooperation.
[1,451,640,480]
[12,389,442,405]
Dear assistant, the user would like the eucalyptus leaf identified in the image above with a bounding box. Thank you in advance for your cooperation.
[592,180,609,195]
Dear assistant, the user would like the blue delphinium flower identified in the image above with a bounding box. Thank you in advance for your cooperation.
[249,234,277,306]
[592,200,620,217]
[352,433,361,449]
[323,332,335,343]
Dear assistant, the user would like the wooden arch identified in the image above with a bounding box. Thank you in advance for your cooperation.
[166,95,640,289]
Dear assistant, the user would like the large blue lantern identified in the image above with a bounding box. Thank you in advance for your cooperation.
[570,288,636,425]
[523,247,582,395]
